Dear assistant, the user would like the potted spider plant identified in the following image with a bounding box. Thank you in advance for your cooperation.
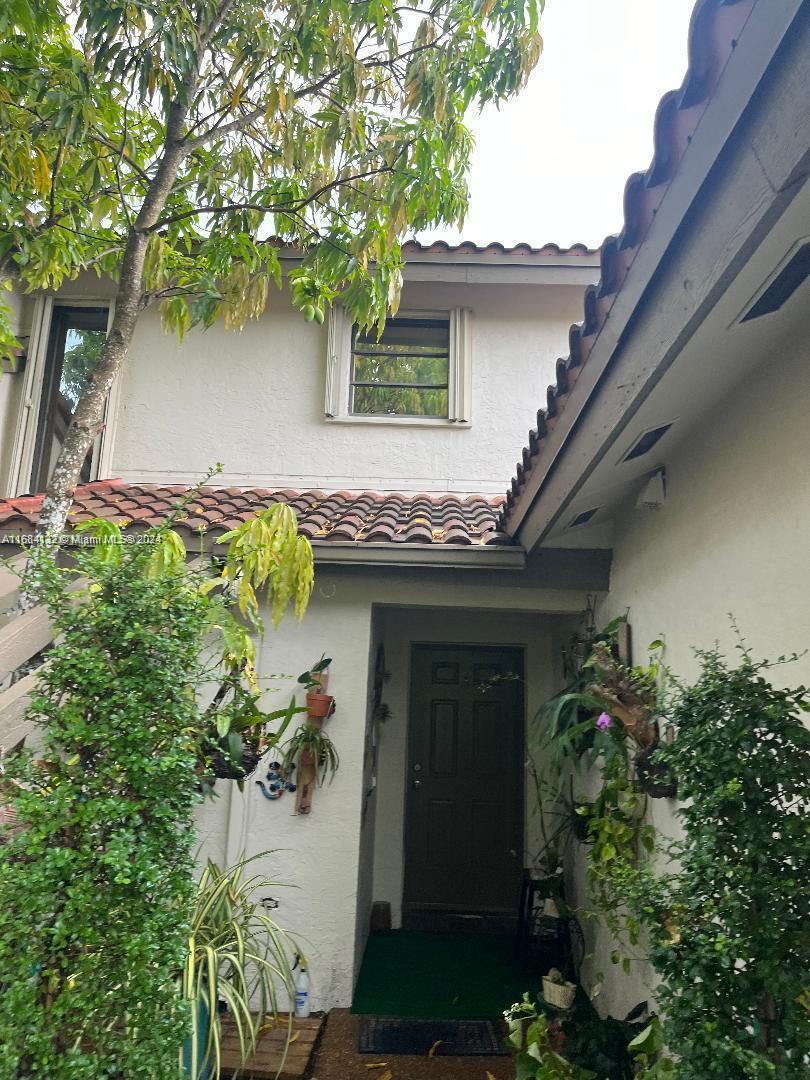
[282,722,340,786]
[182,853,297,1080]
[297,655,334,724]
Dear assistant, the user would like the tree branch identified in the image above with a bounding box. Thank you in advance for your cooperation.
[90,133,151,185]
[147,165,395,232]
[182,68,341,152]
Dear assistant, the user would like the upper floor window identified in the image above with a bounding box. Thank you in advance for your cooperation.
[5,299,117,498]
[326,307,472,425]
[351,316,450,418]
[29,306,108,492]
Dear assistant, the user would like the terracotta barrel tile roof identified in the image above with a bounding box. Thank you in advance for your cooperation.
[0,480,510,548]
[502,0,755,528]
[401,240,598,257]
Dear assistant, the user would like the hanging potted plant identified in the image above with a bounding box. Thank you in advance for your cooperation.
[206,688,304,781]
[282,721,339,814]
[297,656,334,725]
[282,723,339,786]
[585,641,659,749]
[634,741,677,799]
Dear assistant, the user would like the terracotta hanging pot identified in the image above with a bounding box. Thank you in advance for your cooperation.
[306,692,335,720]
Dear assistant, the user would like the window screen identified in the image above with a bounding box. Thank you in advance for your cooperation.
[350,316,450,418]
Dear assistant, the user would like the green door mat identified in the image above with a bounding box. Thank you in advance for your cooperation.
[352,931,534,1020]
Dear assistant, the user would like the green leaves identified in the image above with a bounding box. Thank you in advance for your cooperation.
[0,536,208,1077]
[0,0,544,351]
[218,503,314,629]
[0,493,318,1075]
[282,721,340,787]
[183,854,296,1079]
[592,647,810,1079]
[505,996,596,1080]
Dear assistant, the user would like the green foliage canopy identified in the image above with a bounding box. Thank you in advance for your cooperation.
[602,648,810,1078]
[0,0,543,348]
[0,503,315,1077]
[0,538,211,1079]
[648,649,810,1078]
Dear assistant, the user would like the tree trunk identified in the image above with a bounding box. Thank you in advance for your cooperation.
[34,230,148,540]
[33,103,189,547]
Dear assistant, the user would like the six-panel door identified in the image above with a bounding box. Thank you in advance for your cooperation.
[403,644,524,921]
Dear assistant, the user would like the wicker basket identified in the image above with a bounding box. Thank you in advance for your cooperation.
[542,975,577,1010]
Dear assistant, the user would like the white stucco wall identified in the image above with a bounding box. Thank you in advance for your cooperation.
[192,575,373,1013]
[573,332,810,1019]
[110,280,584,494]
[191,569,592,1012]
[0,286,30,494]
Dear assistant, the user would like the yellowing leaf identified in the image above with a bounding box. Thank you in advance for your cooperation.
[427,1040,442,1057]
[33,147,51,197]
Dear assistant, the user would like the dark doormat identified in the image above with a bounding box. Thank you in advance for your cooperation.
[358,1016,508,1056]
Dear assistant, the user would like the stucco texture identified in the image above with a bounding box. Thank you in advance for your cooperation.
[572,333,810,1019]
[110,280,584,495]
[192,571,591,1013]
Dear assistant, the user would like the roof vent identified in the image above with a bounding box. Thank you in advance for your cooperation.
[568,507,599,529]
[741,240,810,322]
[622,422,673,462]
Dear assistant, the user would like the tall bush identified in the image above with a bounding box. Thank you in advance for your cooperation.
[0,509,313,1078]
[621,649,810,1078]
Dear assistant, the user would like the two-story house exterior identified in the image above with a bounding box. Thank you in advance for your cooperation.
[2,0,808,1023]
[0,241,605,1010]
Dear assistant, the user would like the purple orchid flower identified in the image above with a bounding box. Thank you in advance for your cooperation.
[597,712,613,731]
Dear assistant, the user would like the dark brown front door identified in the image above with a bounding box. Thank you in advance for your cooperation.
[403,644,524,926]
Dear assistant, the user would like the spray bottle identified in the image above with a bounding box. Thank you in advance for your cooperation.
[293,954,310,1018]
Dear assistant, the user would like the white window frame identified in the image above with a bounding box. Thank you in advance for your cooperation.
[325,306,472,426]
[7,297,119,496]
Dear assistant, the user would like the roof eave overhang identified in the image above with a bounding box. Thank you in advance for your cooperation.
[275,250,601,286]
[399,261,600,286]
[507,0,809,554]
[311,541,525,569]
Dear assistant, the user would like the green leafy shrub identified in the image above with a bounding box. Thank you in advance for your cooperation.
[0,538,209,1079]
[0,508,313,1078]
[506,996,598,1079]
[646,649,810,1078]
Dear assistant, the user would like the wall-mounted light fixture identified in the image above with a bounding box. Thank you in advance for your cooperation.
[636,468,666,510]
